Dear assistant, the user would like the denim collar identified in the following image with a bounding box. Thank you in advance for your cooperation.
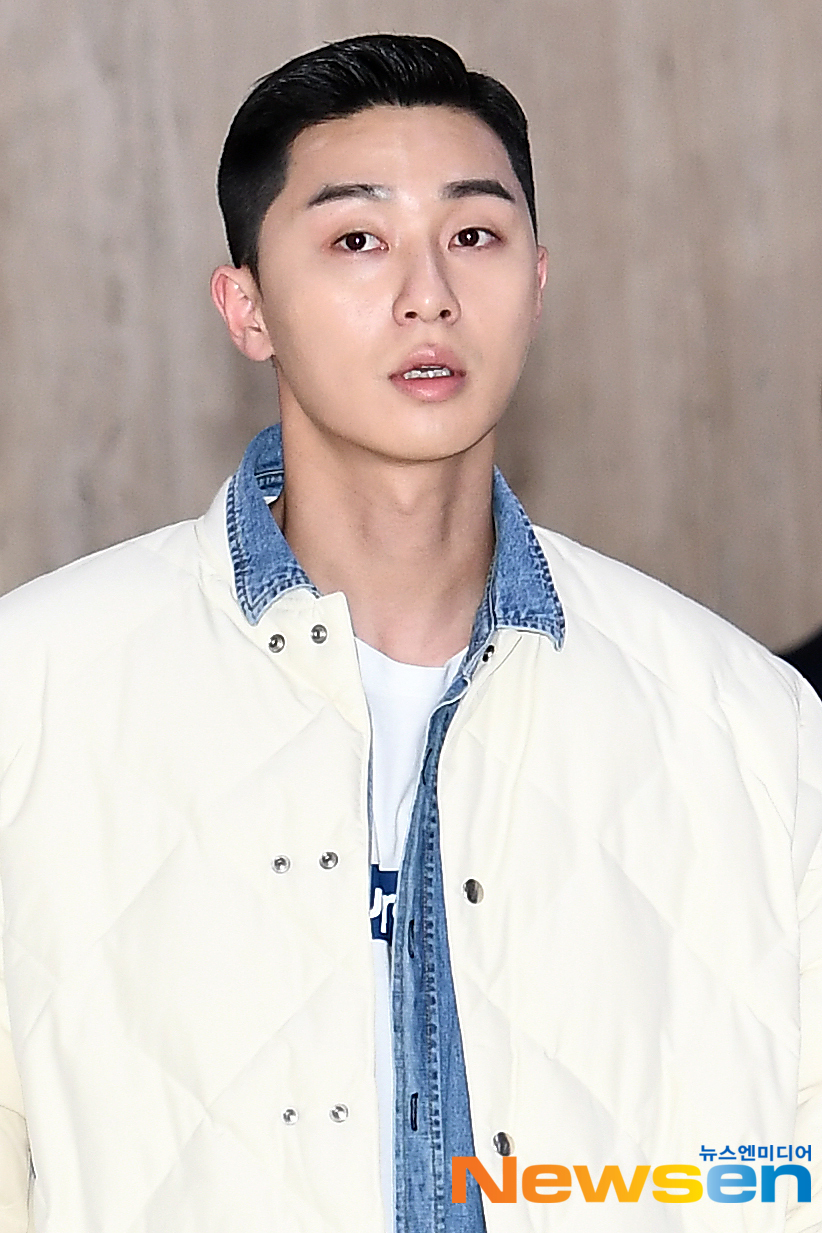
[225,424,565,649]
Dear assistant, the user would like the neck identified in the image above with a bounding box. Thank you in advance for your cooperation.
[273,413,495,666]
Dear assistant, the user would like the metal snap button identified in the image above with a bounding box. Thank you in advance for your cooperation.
[282,1107,298,1125]
[329,1103,349,1123]
[494,1131,514,1156]
[310,624,328,644]
[319,851,338,870]
[268,633,286,653]
[463,878,484,904]
[482,644,496,663]
[271,855,291,874]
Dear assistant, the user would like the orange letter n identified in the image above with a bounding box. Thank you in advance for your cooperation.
[452,1156,517,1204]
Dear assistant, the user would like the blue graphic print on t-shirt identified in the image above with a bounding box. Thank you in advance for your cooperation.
[370,865,398,945]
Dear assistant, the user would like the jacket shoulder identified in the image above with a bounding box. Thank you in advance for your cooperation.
[535,526,807,741]
[537,526,790,670]
[0,520,204,645]
[0,520,217,762]
[535,527,822,884]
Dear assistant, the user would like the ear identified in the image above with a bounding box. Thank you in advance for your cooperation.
[210,266,274,362]
[533,245,549,324]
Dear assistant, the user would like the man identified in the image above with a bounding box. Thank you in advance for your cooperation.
[0,33,819,1233]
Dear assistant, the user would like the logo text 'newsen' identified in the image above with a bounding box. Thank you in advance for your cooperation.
[451,1157,812,1204]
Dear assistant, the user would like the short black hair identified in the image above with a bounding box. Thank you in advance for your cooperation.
[217,33,537,284]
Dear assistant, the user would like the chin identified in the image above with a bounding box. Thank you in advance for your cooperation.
[294,398,499,464]
[375,430,496,465]
[387,410,500,459]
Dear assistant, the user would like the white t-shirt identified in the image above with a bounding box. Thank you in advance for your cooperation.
[355,638,464,1232]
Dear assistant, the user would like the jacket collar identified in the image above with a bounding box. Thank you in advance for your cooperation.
[226,424,564,649]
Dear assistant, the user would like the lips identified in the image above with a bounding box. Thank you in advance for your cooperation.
[389,348,467,402]
[391,347,464,380]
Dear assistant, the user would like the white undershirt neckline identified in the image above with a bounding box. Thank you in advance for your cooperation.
[357,638,465,866]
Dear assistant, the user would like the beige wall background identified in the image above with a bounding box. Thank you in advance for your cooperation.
[3,0,822,649]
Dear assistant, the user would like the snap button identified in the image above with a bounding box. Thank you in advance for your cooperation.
[463,878,484,904]
[494,1131,514,1156]
[329,1103,349,1123]
[282,1107,298,1125]
[271,855,291,874]
[268,633,286,653]
[311,624,328,644]
[482,644,496,663]
[319,851,338,870]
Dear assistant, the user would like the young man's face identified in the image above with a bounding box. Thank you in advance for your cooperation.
[217,104,547,465]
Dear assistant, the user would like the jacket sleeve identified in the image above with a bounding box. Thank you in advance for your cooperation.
[787,678,822,1232]
[0,884,30,1233]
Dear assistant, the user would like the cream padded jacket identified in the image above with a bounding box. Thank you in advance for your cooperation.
[0,481,820,1232]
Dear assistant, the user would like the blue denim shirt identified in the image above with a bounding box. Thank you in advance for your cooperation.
[226,425,564,1232]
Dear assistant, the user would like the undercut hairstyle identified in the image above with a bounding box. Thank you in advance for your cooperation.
[217,33,538,284]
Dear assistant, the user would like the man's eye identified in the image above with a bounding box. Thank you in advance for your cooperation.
[335,232,382,252]
[453,228,496,248]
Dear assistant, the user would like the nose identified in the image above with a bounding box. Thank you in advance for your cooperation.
[392,246,460,326]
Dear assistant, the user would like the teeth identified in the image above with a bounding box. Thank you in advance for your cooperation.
[403,366,454,379]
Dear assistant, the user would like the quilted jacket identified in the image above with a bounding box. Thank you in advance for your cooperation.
[0,446,820,1232]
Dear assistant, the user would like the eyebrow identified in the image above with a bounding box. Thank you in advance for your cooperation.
[441,178,517,206]
[304,178,517,209]
[305,183,391,207]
